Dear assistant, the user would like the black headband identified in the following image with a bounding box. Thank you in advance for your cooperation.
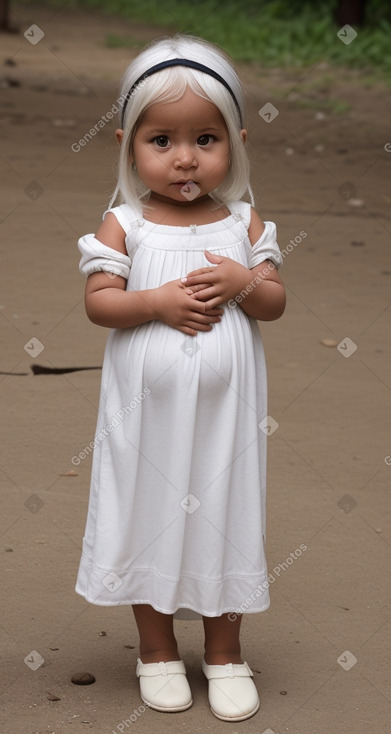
[120,58,243,128]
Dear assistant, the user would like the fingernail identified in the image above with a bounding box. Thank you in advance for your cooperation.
[181,277,187,284]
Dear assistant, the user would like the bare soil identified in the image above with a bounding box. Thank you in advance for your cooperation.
[1,4,390,733]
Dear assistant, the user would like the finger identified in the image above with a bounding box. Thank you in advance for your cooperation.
[205,307,224,315]
[204,250,224,264]
[180,326,198,336]
[188,284,210,294]
[191,310,220,323]
[198,296,223,310]
[191,286,217,301]
[182,267,216,282]
[187,321,213,332]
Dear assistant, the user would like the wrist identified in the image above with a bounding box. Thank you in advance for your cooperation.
[144,287,160,321]
[233,266,255,300]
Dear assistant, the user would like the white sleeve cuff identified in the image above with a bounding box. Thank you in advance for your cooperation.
[247,221,283,270]
[78,234,132,279]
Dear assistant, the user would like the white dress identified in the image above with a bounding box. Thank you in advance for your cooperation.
[75,200,282,617]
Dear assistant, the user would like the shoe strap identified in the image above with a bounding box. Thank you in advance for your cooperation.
[136,658,186,678]
[202,661,253,679]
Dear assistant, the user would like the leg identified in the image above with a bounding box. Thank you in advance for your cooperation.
[132,604,180,663]
[202,612,243,665]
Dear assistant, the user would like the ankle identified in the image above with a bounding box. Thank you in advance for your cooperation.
[204,651,243,665]
[140,648,181,664]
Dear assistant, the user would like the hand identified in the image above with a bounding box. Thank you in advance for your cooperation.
[181,250,251,309]
[151,278,224,336]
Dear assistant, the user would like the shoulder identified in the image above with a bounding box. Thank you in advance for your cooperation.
[95,203,141,255]
[95,211,127,255]
[248,208,265,246]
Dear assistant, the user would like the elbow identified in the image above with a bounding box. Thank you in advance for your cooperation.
[85,297,105,327]
[252,290,286,322]
[271,293,287,320]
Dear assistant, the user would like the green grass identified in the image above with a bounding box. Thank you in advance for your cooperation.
[16,0,391,77]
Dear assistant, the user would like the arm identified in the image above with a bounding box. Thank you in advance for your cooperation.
[181,208,286,321]
[84,213,224,335]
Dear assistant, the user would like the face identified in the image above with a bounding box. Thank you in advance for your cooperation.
[117,87,246,206]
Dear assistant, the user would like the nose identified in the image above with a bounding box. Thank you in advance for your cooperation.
[174,144,198,169]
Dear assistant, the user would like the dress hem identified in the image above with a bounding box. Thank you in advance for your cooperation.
[75,584,270,616]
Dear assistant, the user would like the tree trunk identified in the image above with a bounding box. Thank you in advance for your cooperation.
[336,0,368,26]
[0,0,10,31]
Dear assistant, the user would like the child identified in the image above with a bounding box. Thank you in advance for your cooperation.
[76,33,285,722]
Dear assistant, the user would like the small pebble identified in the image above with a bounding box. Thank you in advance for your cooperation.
[49,647,59,651]
[47,692,61,701]
[123,644,135,649]
[280,690,288,695]
[98,631,106,636]
[320,339,338,347]
[71,672,96,686]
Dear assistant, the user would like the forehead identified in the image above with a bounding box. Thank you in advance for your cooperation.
[139,87,226,129]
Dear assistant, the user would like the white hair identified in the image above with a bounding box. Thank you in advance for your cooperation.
[108,34,254,212]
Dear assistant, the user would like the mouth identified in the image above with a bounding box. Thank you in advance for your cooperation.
[172,180,197,186]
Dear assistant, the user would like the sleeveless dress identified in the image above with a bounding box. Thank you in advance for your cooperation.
[75,200,282,617]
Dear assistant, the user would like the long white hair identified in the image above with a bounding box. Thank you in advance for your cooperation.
[109,34,254,212]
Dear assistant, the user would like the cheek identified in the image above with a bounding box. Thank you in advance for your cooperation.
[140,151,168,174]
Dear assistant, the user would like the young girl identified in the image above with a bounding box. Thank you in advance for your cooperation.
[76,33,285,722]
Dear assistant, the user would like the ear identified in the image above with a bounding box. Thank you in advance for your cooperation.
[115,128,124,146]
[240,128,247,144]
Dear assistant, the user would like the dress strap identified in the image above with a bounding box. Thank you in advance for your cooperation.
[226,200,252,229]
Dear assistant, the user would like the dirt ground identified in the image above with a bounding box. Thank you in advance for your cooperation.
[1,4,390,733]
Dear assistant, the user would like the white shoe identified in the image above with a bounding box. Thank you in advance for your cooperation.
[136,658,192,712]
[202,660,260,721]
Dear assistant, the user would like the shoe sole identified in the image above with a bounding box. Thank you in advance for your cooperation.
[141,696,193,713]
[210,700,260,722]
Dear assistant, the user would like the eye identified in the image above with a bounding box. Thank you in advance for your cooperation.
[197,134,215,146]
[153,135,170,148]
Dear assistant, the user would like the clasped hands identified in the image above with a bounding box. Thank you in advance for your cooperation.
[154,251,252,336]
